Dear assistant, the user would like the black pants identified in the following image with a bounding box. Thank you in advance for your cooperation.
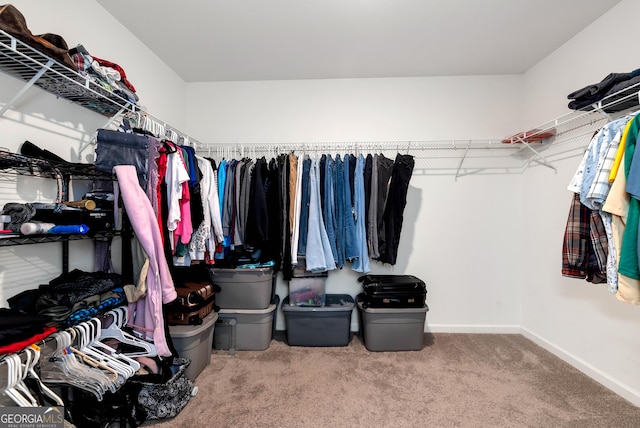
[377,154,415,265]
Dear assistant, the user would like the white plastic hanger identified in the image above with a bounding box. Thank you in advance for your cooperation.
[82,319,139,378]
[3,354,37,407]
[38,332,106,400]
[25,345,64,406]
[101,308,157,357]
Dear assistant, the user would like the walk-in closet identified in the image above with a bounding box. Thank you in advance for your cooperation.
[0,1,639,427]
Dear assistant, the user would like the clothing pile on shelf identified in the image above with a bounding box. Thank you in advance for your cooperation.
[0,4,139,106]
[70,44,139,105]
[6,269,126,329]
[562,111,640,304]
[567,68,640,113]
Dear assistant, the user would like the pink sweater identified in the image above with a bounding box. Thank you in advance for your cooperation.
[114,165,177,357]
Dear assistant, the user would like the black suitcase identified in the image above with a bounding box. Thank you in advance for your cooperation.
[358,275,427,308]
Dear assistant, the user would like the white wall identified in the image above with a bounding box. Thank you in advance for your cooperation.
[185,75,526,333]
[522,0,640,406]
[0,0,186,304]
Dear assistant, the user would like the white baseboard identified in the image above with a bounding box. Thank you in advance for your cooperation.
[520,327,640,407]
[425,324,521,334]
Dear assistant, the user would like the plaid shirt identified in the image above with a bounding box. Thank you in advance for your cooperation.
[562,192,608,283]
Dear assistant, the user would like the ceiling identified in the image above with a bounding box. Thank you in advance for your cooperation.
[97,0,622,83]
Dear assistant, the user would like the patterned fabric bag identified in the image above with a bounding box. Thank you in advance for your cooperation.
[133,357,194,420]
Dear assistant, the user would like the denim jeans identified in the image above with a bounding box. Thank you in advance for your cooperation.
[342,154,358,261]
[323,155,338,263]
[305,159,336,272]
[351,154,370,273]
[297,156,311,255]
[334,155,346,268]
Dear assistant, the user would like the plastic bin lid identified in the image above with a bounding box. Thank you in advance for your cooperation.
[356,300,429,314]
[282,294,354,311]
[211,267,273,274]
[169,311,218,337]
[218,295,280,315]
[357,302,429,314]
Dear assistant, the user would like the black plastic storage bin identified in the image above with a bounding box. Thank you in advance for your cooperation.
[281,294,354,346]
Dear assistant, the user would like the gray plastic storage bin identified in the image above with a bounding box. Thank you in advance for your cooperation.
[282,294,354,347]
[169,311,218,381]
[214,295,279,353]
[356,299,428,352]
[210,267,274,309]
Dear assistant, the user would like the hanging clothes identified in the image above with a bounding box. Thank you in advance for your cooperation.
[568,116,630,291]
[114,165,176,358]
[201,148,415,271]
[603,150,640,304]
[188,155,223,263]
[305,158,336,272]
[323,154,339,266]
[563,111,640,304]
[342,153,358,261]
[297,156,311,257]
[351,154,370,273]
[291,153,303,265]
[376,153,415,265]
[562,192,608,283]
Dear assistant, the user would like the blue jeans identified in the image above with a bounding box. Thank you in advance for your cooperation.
[351,154,370,273]
[323,155,338,263]
[297,156,311,255]
[305,159,336,272]
[334,155,346,268]
[342,154,358,261]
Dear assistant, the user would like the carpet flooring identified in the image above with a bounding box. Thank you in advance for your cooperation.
[145,333,640,428]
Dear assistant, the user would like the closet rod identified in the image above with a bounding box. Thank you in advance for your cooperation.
[196,139,514,157]
[124,105,203,148]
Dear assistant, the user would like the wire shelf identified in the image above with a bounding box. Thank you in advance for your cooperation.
[0,29,132,116]
[195,83,640,177]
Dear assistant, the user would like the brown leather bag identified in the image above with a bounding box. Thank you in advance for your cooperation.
[0,4,75,70]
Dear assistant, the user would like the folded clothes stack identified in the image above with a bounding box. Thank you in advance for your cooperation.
[567,68,640,113]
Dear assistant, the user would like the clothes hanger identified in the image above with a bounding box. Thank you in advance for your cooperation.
[2,355,30,406]
[38,332,106,400]
[100,309,157,357]
[14,351,40,406]
[88,318,140,375]
[3,355,30,406]
[25,345,64,406]
[64,329,120,393]
[69,322,130,387]
[4,353,38,407]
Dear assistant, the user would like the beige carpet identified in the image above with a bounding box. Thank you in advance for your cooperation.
[146,333,640,428]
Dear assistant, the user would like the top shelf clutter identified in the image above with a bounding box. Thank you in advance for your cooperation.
[0,28,131,116]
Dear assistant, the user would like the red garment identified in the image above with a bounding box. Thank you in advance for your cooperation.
[0,326,56,354]
[156,146,169,243]
[92,56,137,93]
